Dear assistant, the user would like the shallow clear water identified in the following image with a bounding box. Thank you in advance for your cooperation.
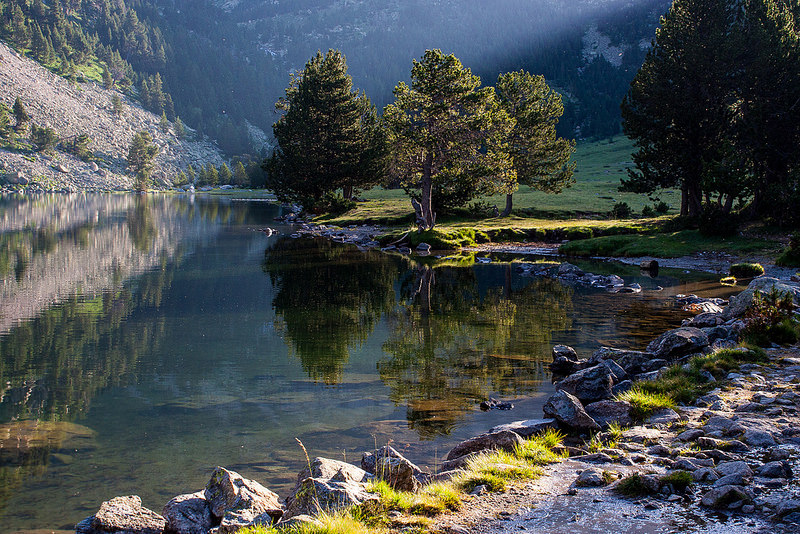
[0,194,736,533]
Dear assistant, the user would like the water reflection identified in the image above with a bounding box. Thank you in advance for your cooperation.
[380,265,571,437]
[263,237,401,384]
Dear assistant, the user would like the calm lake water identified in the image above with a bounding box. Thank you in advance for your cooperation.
[0,194,736,533]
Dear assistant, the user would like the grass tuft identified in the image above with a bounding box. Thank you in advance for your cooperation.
[615,387,675,420]
[660,470,693,492]
[729,263,765,278]
[614,474,652,497]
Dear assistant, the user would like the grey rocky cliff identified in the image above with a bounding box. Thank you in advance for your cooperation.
[0,41,225,192]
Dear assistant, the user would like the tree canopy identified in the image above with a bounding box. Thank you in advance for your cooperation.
[495,70,576,216]
[383,49,514,229]
[265,49,385,210]
[127,131,159,191]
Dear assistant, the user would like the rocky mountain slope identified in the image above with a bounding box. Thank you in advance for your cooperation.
[0,40,225,193]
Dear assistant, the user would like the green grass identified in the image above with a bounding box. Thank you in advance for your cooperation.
[614,474,652,497]
[628,346,767,407]
[559,230,778,258]
[238,512,372,534]
[660,470,693,492]
[615,387,676,420]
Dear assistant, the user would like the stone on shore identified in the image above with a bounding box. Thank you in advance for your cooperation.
[445,430,524,461]
[724,277,800,319]
[361,446,425,492]
[646,327,709,360]
[554,364,614,403]
[489,419,558,437]
[584,400,634,428]
[284,457,376,520]
[543,390,600,430]
[550,345,586,375]
[162,492,213,534]
[76,496,165,534]
[204,467,283,530]
[589,347,656,375]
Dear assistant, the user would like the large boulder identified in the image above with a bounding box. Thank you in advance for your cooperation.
[361,446,425,492]
[584,400,634,428]
[550,345,587,375]
[589,347,656,375]
[445,430,524,461]
[162,492,213,534]
[554,364,614,403]
[284,457,376,520]
[204,467,283,531]
[646,327,709,360]
[724,277,800,319]
[543,390,600,430]
[76,496,165,534]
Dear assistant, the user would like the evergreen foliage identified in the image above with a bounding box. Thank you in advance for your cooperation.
[174,116,186,139]
[127,130,158,190]
[29,123,58,151]
[111,93,124,117]
[495,70,576,216]
[267,49,385,209]
[233,161,248,187]
[62,133,92,161]
[622,0,800,225]
[12,96,29,131]
[218,163,232,185]
[0,103,11,139]
[383,49,513,229]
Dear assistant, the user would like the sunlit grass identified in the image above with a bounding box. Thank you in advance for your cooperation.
[615,387,676,420]
[238,511,372,534]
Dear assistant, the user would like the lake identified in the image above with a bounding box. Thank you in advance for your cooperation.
[0,194,734,533]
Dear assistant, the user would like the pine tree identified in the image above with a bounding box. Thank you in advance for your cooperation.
[267,49,385,208]
[30,124,59,152]
[383,50,513,229]
[0,104,12,139]
[218,163,232,185]
[233,161,248,187]
[102,66,113,89]
[174,116,186,139]
[621,0,738,217]
[186,164,196,184]
[496,70,576,216]
[12,97,30,132]
[127,131,159,191]
[111,93,123,117]
[159,111,169,134]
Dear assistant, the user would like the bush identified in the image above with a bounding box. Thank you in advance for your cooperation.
[61,134,92,161]
[30,123,59,152]
[660,471,693,492]
[641,205,656,217]
[742,288,800,346]
[610,202,632,219]
[654,201,670,215]
[729,263,764,278]
[313,192,356,214]
[776,233,800,267]
[698,204,739,237]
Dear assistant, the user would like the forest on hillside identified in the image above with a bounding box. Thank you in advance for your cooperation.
[0,0,670,155]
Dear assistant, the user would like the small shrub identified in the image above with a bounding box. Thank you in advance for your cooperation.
[660,470,693,492]
[614,474,650,497]
[742,288,799,346]
[565,227,593,241]
[642,205,656,217]
[30,123,59,152]
[730,263,764,278]
[610,202,632,219]
[317,192,356,215]
[654,201,670,215]
[776,233,800,267]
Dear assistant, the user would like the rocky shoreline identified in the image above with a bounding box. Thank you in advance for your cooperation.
[70,255,800,534]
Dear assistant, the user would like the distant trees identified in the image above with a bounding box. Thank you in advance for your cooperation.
[30,123,58,152]
[266,49,386,210]
[127,131,158,191]
[383,50,513,230]
[62,133,92,160]
[622,0,800,226]
[495,70,575,216]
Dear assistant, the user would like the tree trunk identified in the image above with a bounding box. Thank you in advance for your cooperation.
[501,193,513,217]
[680,185,689,217]
[686,179,702,217]
[420,154,435,230]
[342,184,353,200]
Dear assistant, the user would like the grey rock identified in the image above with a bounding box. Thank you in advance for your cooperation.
[554,364,614,403]
[284,457,376,520]
[542,390,600,430]
[162,492,213,534]
[76,496,165,534]
[646,409,681,426]
[700,485,752,508]
[724,277,800,319]
[716,461,753,478]
[620,427,663,443]
[558,263,584,276]
[361,446,424,492]
[774,499,800,518]
[692,468,720,482]
[550,345,587,375]
[758,461,792,478]
[743,428,776,448]
[204,467,283,526]
[416,242,431,252]
[600,359,628,381]
[575,468,607,487]
[489,418,558,437]
[697,436,748,452]
[713,473,749,487]
[675,428,704,442]
[646,327,709,360]
[445,430,524,461]
[584,400,633,428]
[589,347,655,375]
[685,312,724,328]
